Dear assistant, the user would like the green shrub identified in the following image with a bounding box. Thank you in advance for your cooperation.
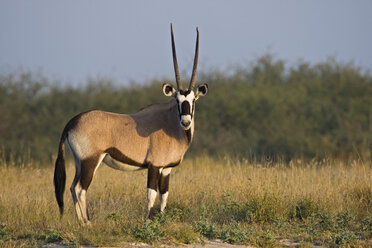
[35,228,63,243]
[164,223,199,244]
[106,212,124,222]
[293,199,319,220]
[0,224,11,241]
[245,195,279,222]
[219,222,253,245]
[362,215,372,231]
[193,219,218,239]
[317,212,336,232]
[218,192,247,223]
[336,210,355,230]
[256,229,276,247]
[162,202,191,222]
[361,215,372,239]
[131,220,162,243]
[328,231,357,247]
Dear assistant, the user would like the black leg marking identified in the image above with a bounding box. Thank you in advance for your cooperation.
[159,168,172,212]
[147,165,161,190]
[146,165,162,218]
[158,173,170,194]
[80,156,101,190]
[78,154,104,223]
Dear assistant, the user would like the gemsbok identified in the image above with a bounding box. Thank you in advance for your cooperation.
[53,24,208,224]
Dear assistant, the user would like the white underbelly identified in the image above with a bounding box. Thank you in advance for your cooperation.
[103,154,145,171]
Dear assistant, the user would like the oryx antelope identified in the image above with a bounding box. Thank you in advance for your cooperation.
[53,24,208,224]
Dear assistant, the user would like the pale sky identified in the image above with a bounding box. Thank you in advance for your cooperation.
[0,1,371,85]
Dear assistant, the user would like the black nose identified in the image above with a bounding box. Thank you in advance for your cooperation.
[181,119,191,126]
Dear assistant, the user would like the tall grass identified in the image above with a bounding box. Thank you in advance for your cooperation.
[0,157,371,247]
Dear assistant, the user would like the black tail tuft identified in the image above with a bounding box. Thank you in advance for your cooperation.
[54,138,66,216]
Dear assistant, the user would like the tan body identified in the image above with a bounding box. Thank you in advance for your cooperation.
[68,100,191,170]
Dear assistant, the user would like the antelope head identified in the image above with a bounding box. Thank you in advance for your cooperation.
[162,24,208,130]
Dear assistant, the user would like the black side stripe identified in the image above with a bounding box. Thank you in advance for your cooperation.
[105,147,145,168]
[164,160,181,168]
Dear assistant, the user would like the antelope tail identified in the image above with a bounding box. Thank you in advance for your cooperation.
[54,131,67,216]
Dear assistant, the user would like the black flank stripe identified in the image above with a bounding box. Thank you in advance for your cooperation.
[105,147,145,168]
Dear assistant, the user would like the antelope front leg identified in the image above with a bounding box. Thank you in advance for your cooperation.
[146,165,161,218]
[159,168,172,212]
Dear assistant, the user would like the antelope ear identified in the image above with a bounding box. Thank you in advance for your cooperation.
[195,83,208,99]
[162,83,176,96]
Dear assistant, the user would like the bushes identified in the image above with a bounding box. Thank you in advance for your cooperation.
[1,56,372,162]
[131,220,162,243]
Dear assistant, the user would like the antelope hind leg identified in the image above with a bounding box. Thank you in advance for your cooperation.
[70,161,86,224]
[76,154,105,224]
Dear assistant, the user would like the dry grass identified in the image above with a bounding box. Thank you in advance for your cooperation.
[0,157,371,247]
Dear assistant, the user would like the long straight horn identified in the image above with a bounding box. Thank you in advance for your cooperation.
[189,27,199,90]
[170,24,183,90]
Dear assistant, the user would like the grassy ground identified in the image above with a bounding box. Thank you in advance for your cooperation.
[0,157,371,247]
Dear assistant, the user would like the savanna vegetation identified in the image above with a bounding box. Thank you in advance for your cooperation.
[0,56,372,247]
[0,157,371,247]
[1,55,372,162]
